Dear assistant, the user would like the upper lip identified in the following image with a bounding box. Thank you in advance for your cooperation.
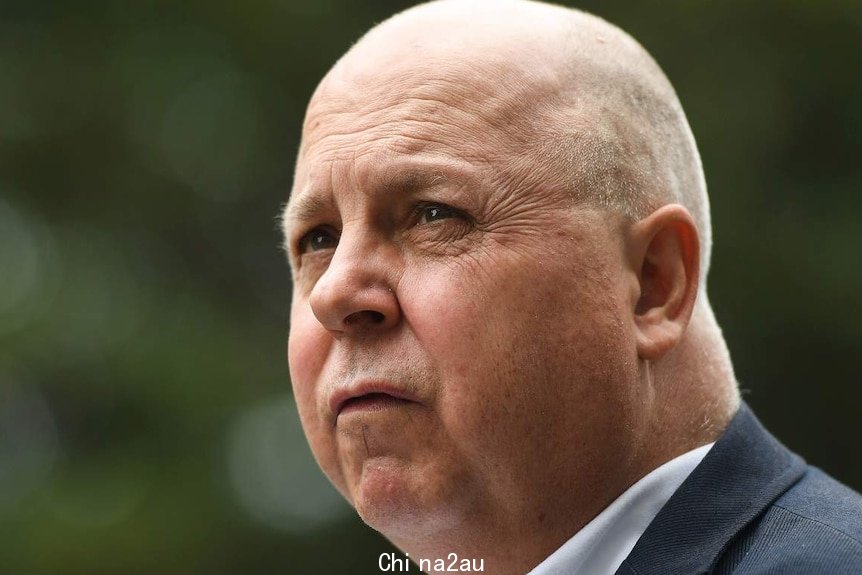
[329,380,418,417]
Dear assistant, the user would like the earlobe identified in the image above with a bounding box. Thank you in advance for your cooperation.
[629,205,700,361]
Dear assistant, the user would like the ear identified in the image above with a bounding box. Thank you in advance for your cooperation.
[626,204,700,361]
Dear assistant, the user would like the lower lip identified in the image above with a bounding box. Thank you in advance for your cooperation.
[338,393,412,416]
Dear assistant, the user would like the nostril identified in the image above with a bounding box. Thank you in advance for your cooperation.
[344,310,386,326]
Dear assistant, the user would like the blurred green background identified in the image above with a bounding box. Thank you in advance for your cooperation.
[0,0,860,573]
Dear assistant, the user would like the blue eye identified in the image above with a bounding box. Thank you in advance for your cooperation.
[299,228,338,253]
[420,204,456,223]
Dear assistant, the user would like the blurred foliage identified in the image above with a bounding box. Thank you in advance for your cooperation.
[0,0,860,574]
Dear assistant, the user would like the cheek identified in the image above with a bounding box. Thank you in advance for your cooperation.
[401,261,535,439]
[288,303,348,493]
[294,311,327,402]
[288,304,329,406]
[399,265,488,380]
[402,246,636,476]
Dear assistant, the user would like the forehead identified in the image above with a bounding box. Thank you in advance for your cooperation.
[289,54,559,208]
[304,62,533,157]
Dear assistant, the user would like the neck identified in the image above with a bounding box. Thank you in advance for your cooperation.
[643,298,740,466]
[390,501,619,575]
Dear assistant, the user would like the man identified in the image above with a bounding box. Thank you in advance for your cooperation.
[281,0,862,573]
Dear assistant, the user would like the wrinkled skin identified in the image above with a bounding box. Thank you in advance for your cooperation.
[281,2,740,572]
[284,46,652,570]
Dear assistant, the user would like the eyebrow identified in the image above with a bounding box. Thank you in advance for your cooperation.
[284,193,333,231]
[283,168,454,233]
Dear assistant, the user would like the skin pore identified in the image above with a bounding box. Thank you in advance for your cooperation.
[283,1,740,573]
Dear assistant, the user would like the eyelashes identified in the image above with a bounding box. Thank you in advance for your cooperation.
[295,202,472,256]
[298,226,339,254]
[417,203,460,224]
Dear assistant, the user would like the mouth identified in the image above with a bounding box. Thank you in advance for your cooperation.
[330,384,418,418]
[338,392,412,415]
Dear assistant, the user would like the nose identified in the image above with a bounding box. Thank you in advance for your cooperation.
[308,235,401,335]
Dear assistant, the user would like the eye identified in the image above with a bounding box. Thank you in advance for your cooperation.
[298,227,339,254]
[418,203,458,224]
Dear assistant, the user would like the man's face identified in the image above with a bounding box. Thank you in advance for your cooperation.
[285,56,644,539]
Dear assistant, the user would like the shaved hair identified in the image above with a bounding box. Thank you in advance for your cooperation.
[335,0,713,285]
[539,9,713,283]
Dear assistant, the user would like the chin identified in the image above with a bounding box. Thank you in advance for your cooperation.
[352,458,462,540]
[353,458,420,528]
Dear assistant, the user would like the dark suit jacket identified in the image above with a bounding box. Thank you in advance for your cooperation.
[616,403,862,574]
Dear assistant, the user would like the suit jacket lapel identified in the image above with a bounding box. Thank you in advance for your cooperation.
[616,403,806,575]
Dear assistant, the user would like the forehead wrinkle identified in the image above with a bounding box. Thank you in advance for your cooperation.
[308,53,556,150]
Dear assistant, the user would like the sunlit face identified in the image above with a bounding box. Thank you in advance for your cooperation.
[284,55,644,541]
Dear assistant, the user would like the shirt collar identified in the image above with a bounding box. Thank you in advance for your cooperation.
[528,442,714,575]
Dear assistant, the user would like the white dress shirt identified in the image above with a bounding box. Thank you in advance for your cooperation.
[527,442,714,575]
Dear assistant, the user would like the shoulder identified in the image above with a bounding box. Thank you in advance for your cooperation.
[776,466,862,543]
[717,466,862,574]
[618,405,862,575]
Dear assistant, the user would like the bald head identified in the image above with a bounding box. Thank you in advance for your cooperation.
[304,0,712,282]
[287,3,738,571]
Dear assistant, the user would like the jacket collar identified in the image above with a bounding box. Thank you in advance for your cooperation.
[615,403,806,575]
